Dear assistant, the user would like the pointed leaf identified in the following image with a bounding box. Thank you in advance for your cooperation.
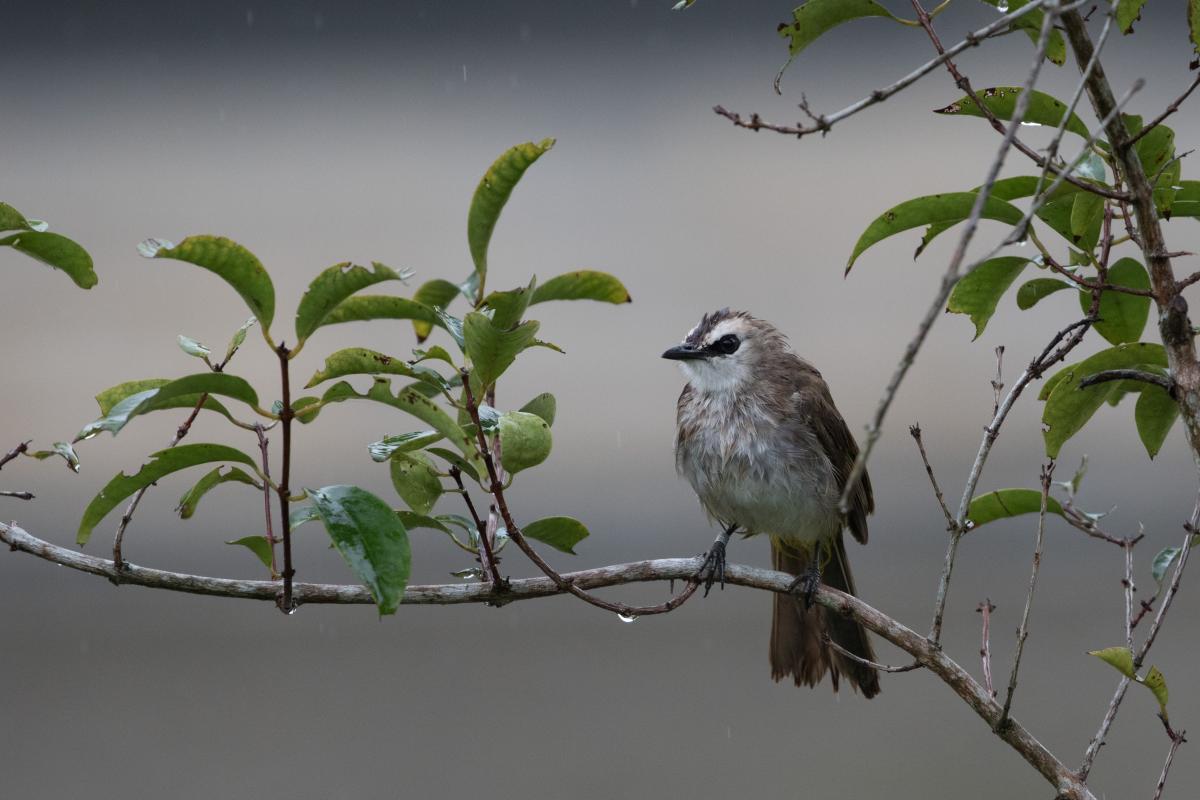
[176,466,259,519]
[484,276,538,330]
[1017,278,1073,310]
[77,373,260,440]
[389,451,443,515]
[77,443,257,545]
[468,139,555,302]
[0,202,47,233]
[1117,0,1148,32]
[965,488,1064,530]
[305,347,449,390]
[411,279,462,342]
[177,335,211,359]
[1070,192,1104,242]
[522,516,589,555]
[1141,665,1169,714]
[226,536,274,570]
[295,261,407,342]
[1077,258,1151,345]
[498,411,552,474]
[309,484,411,615]
[139,236,274,330]
[934,87,1086,136]
[530,270,632,305]
[412,345,457,366]
[29,442,81,473]
[519,392,557,426]
[776,0,898,85]
[946,257,1029,339]
[426,447,481,483]
[1,231,97,289]
[1135,385,1179,459]
[847,192,1024,273]
[463,313,540,388]
[1089,646,1137,678]
[317,295,440,330]
[396,511,454,535]
[225,317,257,362]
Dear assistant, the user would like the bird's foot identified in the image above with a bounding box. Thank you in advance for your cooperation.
[695,540,727,597]
[787,566,822,609]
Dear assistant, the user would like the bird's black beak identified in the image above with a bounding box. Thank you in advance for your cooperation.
[662,344,706,361]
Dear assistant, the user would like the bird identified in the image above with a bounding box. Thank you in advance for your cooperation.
[663,308,880,698]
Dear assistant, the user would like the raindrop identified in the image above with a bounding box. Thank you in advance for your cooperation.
[462,64,468,82]
[1019,121,1042,127]
[246,8,254,27]
[997,0,1009,12]
[285,605,298,616]
[618,612,639,623]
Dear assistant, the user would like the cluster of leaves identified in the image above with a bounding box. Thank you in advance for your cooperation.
[65,139,630,614]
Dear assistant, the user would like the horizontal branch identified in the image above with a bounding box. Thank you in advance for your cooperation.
[0,520,1095,799]
[1079,369,1175,395]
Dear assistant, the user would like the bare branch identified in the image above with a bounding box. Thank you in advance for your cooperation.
[909,424,954,528]
[0,490,34,500]
[1151,725,1187,800]
[977,598,997,698]
[0,440,30,471]
[822,634,923,674]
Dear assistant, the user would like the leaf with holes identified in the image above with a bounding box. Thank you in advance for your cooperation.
[776,0,898,86]
[139,236,274,331]
[934,87,1086,136]
[1117,0,1148,32]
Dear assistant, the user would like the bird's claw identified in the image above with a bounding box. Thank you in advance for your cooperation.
[787,568,821,609]
[695,540,727,597]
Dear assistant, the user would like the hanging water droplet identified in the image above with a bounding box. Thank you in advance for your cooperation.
[996,0,1009,12]
[285,605,298,616]
[617,612,639,623]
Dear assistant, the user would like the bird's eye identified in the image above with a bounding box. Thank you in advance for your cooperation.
[710,334,740,355]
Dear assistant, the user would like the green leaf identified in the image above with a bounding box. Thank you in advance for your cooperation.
[295,261,407,342]
[0,231,97,289]
[976,1,1066,64]
[304,347,449,391]
[1117,0,1148,32]
[776,0,898,86]
[226,536,274,570]
[317,295,441,330]
[93,379,171,416]
[463,313,540,388]
[76,373,260,440]
[368,430,444,462]
[396,511,454,535]
[1142,665,1169,715]
[519,392,557,426]
[139,236,274,331]
[498,411,552,474]
[77,443,257,545]
[468,139,555,302]
[426,446,481,483]
[530,270,632,305]
[177,335,211,359]
[1041,343,1168,457]
[438,310,467,350]
[484,276,538,330]
[412,345,457,367]
[1089,646,1137,678]
[176,466,259,519]
[309,484,412,615]
[29,442,81,473]
[846,193,1024,273]
[934,87,1086,136]
[389,451,443,515]
[1077,258,1151,346]
[965,488,1064,530]
[522,516,589,555]
[412,279,462,342]
[1017,278,1073,310]
[946,257,1029,339]
[1191,0,1200,55]
[1135,385,1179,459]
[1070,192,1104,242]
[0,202,47,233]
[1152,545,1185,587]
[1038,195,1103,251]
[225,317,257,362]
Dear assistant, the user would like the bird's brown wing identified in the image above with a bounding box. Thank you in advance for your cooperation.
[790,363,874,545]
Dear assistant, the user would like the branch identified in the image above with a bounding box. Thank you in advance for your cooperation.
[1128,72,1200,147]
[0,490,34,500]
[1151,723,1187,800]
[977,598,996,698]
[1078,369,1175,395]
[0,519,1099,800]
[0,440,30,471]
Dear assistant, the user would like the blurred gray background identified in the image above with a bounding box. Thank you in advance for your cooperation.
[3,1,1199,797]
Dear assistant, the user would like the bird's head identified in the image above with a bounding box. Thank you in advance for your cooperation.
[662,308,788,393]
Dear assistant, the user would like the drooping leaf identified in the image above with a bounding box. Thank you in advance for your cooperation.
[139,236,274,331]
[498,411,552,474]
[519,392,557,426]
[484,276,537,330]
[976,0,1066,64]
[946,257,1029,339]
[304,347,449,391]
[1135,385,1179,459]
[1089,646,1137,678]
[965,488,1064,530]
[1017,278,1073,310]
[438,310,466,350]
[411,345,457,366]
[29,442,81,473]
[176,466,260,519]
[308,484,412,615]
[0,231,97,289]
[1077,258,1151,345]
[76,373,260,440]
[776,0,899,86]
[295,261,408,342]
[411,279,462,342]
[226,536,274,570]
[468,139,555,302]
[1041,343,1168,457]
[389,451,443,515]
[368,431,444,462]
[1142,665,1169,715]
[846,193,1024,273]
[77,443,257,545]
[177,335,211,359]
[0,202,47,233]
[463,313,540,388]
[522,516,589,555]
[530,270,632,305]
[1116,0,1148,32]
[934,87,1086,136]
[1151,537,1199,586]
[317,295,441,330]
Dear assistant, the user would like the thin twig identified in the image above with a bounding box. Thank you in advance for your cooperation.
[909,424,954,528]
[823,634,923,673]
[0,441,30,471]
[991,346,1005,418]
[1129,72,1200,147]
[254,424,278,579]
[0,490,34,500]
[1000,463,1054,726]
[977,598,997,698]
[448,465,494,578]
[1151,726,1187,800]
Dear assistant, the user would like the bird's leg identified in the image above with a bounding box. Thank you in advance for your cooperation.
[787,541,823,609]
[695,522,737,597]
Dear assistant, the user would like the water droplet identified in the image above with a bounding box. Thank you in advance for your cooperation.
[1018,238,1029,247]
[618,612,639,623]
[285,605,298,616]
[997,0,1009,12]
[246,8,254,27]
[1019,121,1042,127]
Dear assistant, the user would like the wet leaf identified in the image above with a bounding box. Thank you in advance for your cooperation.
[226,536,274,570]
[389,451,443,515]
[965,488,1064,530]
[498,411,552,474]
[946,257,1029,339]
[519,392,557,426]
[468,139,555,302]
[934,87,1086,136]
[368,431,444,462]
[0,231,97,289]
[530,270,631,305]
[176,466,260,519]
[309,484,411,615]
[463,312,540,388]
[522,516,589,555]
[304,347,449,391]
[1077,258,1151,345]
[139,236,274,331]
[77,443,257,545]
[295,262,409,342]
[1017,278,1073,310]
[1089,646,1136,678]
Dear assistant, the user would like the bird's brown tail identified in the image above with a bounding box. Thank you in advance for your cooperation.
[770,536,880,698]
